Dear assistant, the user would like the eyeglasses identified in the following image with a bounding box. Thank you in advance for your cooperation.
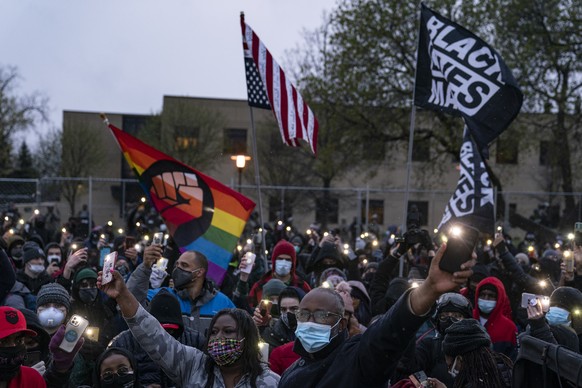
[438,313,463,322]
[101,367,133,383]
[295,310,342,324]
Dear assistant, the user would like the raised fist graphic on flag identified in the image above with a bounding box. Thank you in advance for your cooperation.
[151,171,203,217]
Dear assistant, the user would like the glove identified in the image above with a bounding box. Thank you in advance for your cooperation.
[49,325,84,372]
[31,361,46,376]
[150,265,168,289]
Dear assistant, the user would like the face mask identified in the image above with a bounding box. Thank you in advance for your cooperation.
[275,260,292,276]
[79,288,98,304]
[28,264,45,274]
[280,312,298,330]
[171,268,199,290]
[0,345,26,381]
[295,318,341,353]
[438,316,459,334]
[546,306,571,326]
[116,265,130,278]
[38,307,66,329]
[11,248,23,261]
[448,355,460,378]
[294,246,301,254]
[207,338,244,366]
[47,254,61,264]
[478,299,496,314]
[100,372,135,388]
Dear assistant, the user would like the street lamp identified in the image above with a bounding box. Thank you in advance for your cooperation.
[230,155,251,193]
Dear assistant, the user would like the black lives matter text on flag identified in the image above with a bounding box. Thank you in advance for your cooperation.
[438,128,495,234]
[415,3,523,152]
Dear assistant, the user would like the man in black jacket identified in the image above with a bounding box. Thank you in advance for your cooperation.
[278,243,475,388]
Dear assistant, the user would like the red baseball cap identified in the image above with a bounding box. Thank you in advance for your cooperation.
[161,323,180,330]
[0,307,37,340]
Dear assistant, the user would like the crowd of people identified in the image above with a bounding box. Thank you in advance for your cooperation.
[1,204,582,387]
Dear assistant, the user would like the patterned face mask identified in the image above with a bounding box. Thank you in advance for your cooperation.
[207,338,245,366]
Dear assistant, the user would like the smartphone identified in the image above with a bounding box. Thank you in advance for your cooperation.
[409,370,428,387]
[24,351,42,367]
[575,222,582,246]
[102,251,117,285]
[155,257,169,272]
[563,250,575,272]
[259,300,271,317]
[99,245,111,268]
[124,236,136,250]
[439,223,480,273]
[240,252,256,274]
[153,232,164,246]
[521,292,550,312]
[59,315,89,353]
[84,326,100,342]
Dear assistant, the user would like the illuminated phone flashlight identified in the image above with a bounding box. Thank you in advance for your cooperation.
[321,281,331,288]
[568,233,575,241]
[497,226,503,232]
[410,281,420,288]
[34,209,39,215]
[136,222,141,227]
[246,239,252,245]
[372,240,378,247]
[62,227,67,233]
[343,244,349,250]
[86,328,94,337]
[433,228,438,234]
[71,243,78,251]
[450,226,462,238]
[8,229,14,235]
[539,280,547,288]
[555,243,561,249]
[323,232,329,237]
[574,309,581,316]
[117,228,124,235]
[286,226,291,232]
[3,216,8,222]
[486,239,492,246]
[140,197,146,203]
[134,244,141,252]
[100,234,106,239]
[306,229,312,235]
[237,245,242,252]
[564,250,572,258]
[360,234,365,239]
[364,232,369,238]
[390,234,395,240]
[107,220,113,227]
[441,235,448,243]
[343,249,349,255]
[362,259,368,265]
[18,219,24,225]
[528,246,534,253]
[144,235,150,241]
[264,250,268,256]
[277,221,283,226]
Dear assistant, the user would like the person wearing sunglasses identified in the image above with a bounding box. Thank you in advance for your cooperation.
[95,347,139,388]
[278,243,475,387]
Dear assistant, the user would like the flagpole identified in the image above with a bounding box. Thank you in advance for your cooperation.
[248,107,268,270]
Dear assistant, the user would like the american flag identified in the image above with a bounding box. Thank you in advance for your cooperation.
[240,13,319,155]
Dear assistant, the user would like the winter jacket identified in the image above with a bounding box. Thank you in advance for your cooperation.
[127,263,234,331]
[259,317,295,353]
[125,304,280,387]
[369,253,401,315]
[0,248,16,303]
[269,341,299,376]
[6,366,46,388]
[473,277,517,358]
[527,317,580,353]
[4,281,34,310]
[249,271,311,308]
[111,325,205,387]
[16,270,51,296]
[278,289,430,388]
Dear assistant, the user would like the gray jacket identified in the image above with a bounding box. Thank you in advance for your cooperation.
[125,304,280,387]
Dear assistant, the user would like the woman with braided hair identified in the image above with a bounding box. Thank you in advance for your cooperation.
[428,318,513,388]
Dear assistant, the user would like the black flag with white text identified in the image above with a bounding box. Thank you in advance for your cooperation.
[415,3,523,153]
[438,127,494,234]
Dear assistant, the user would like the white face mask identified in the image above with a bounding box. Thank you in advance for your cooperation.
[38,307,66,329]
[275,260,292,276]
[28,264,45,274]
[47,254,61,264]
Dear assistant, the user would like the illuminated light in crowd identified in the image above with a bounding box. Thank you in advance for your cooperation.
[343,244,349,249]
[390,234,395,240]
[528,246,534,252]
[360,234,365,239]
[372,240,378,247]
[411,281,420,288]
[450,226,462,237]
[246,239,252,245]
[136,222,141,227]
[433,228,438,234]
[8,229,14,235]
[164,234,169,240]
[237,245,242,252]
[258,228,263,233]
[574,309,581,316]
[486,239,492,246]
[117,228,124,235]
[134,244,141,252]
[277,221,283,226]
[71,244,78,251]
[568,233,575,240]
[497,226,503,232]
[343,249,349,255]
[107,220,113,227]
[144,235,150,241]
[62,228,67,233]
[564,250,572,258]
[441,235,448,243]
[100,234,106,239]
[140,197,146,203]
[264,250,268,256]
[86,328,94,337]
[285,226,291,232]
[364,232,369,237]
[539,280,547,288]
[258,341,266,350]
[306,229,312,235]
[321,281,331,288]
[555,243,561,249]
[19,219,24,225]
[362,259,368,265]
[323,232,329,237]
[3,216,8,221]
[34,209,39,215]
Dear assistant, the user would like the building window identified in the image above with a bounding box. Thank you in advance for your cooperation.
[174,126,199,150]
[496,137,518,164]
[268,197,292,222]
[412,138,430,162]
[406,201,429,227]
[361,199,384,224]
[539,141,553,166]
[223,128,248,154]
[315,197,339,225]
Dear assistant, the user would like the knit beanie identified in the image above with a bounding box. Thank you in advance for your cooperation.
[316,243,341,265]
[442,318,491,356]
[263,279,287,299]
[148,289,183,336]
[271,240,296,268]
[74,267,98,285]
[23,243,45,264]
[36,283,71,311]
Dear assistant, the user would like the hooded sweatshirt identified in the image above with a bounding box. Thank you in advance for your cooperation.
[473,276,517,358]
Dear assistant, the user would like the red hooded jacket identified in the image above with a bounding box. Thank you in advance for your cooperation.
[249,240,311,307]
[473,276,517,358]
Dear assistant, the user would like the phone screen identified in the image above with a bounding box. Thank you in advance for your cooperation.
[439,223,479,273]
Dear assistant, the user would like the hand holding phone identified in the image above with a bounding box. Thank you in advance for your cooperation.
[259,300,272,317]
[59,315,89,353]
[439,223,479,273]
[409,370,428,387]
[101,251,117,285]
[153,232,164,246]
[521,292,550,312]
[240,252,256,275]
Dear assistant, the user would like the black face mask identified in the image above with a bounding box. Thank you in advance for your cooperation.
[100,372,135,388]
[281,312,298,330]
[438,317,459,335]
[79,288,98,304]
[0,345,26,381]
[171,268,196,290]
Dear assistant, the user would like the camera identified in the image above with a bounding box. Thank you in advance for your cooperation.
[396,206,432,250]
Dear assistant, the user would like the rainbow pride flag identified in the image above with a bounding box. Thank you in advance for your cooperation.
[108,124,256,284]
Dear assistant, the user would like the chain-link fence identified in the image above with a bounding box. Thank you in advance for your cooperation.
[2,177,581,240]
